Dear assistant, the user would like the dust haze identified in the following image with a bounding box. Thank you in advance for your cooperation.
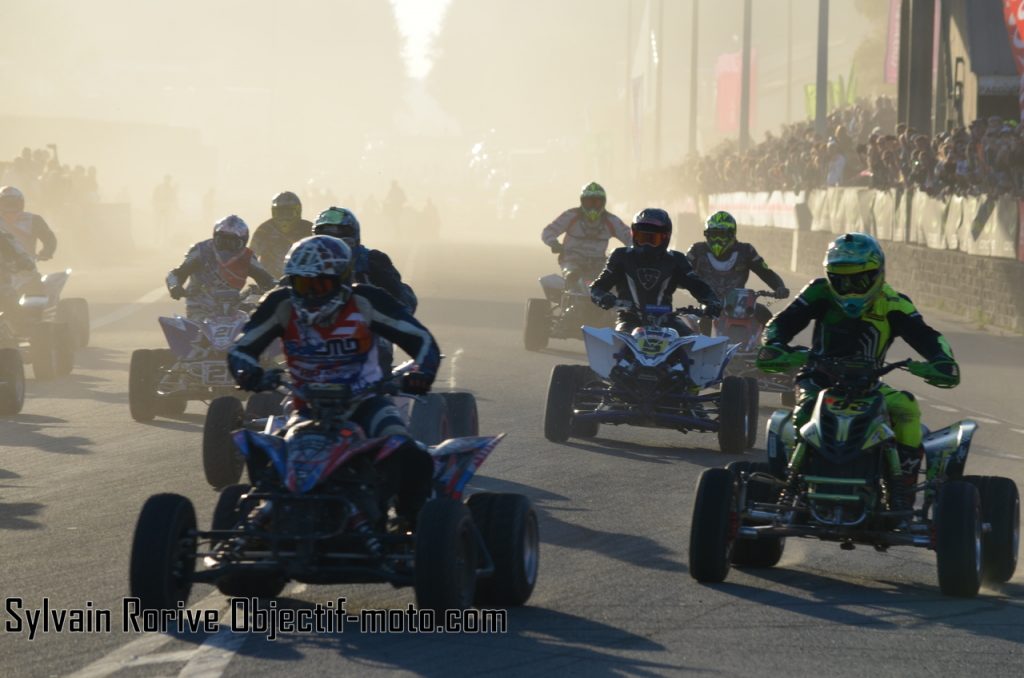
[0,0,880,294]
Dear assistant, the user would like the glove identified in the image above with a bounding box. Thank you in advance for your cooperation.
[908,360,960,388]
[401,371,433,395]
[755,343,807,374]
[549,241,563,254]
[701,300,723,318]
[37,252,53,262]
[594,291,617,310]
[169,285,185,300]
[228,352,265,391]
[774,286,790,299]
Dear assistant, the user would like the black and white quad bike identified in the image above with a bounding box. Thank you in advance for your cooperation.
[689,353,1019,598]
[128,289,269,422]
[715,288,796,406]
[524,256,615,351]
[0,269,88,386]
[543,303,757,454]
[130,373,538,613]
[201,360,480,490]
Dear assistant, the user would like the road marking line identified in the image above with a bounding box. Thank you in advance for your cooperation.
[124,650,200,667]
[971,416,1001,425]
[91,285,166,330]
[447,347,464,389]
[177,624,248,678]
[929,404,959,413]
[289,583,307,595]
[989,452,1024,461]
[66,592,228,678]
[1012,428,1024,436]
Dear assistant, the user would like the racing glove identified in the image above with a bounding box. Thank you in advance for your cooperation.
[169,286,185,300]
[755,343,807,374]
[228,351,265,391]
[592,290,617,310]
[401,371,433,395]
[701,300,723,318]
[908,359,960,388]
[549,241,563,254]
[774,286,790,299]
[37,251,53,262]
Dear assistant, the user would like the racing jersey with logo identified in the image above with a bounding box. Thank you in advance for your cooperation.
[685,241,784,301]
[250,218,314,278]
[764,279,955,369]
[167,239,276,318]
[541,207,631,264]
[229,284,441,407]
[590,247,719,321]
[0,211,57,260]
[353,244,418,312]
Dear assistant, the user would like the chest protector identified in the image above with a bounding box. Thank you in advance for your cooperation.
[282,296,381,392]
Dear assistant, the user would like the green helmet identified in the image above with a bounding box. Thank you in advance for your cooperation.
[314,206,361,247]
[579,181,607,223]
[704,211,737,257]
[823,233,886,318]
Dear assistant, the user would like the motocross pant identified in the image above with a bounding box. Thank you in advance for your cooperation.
[350,396,434,524]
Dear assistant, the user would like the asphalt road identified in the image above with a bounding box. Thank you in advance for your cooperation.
[2,242,1023,678]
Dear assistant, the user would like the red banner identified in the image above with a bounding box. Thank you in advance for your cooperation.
[715,51,757,133]
[1002,1,1024,120]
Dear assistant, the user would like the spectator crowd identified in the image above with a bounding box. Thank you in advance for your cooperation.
[0,145,101,219]
[689,96,1024,199]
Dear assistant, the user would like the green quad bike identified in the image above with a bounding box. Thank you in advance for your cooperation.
[689,352,1019,598]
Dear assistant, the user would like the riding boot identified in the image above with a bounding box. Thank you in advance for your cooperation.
[892,444,923,515]
[387,441,435,531]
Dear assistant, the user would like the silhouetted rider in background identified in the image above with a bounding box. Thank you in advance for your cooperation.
[0,186,57,262]
[542,182,631,289]
[0,229,36,317]
[250,191,314,278]
[590,208,721,334]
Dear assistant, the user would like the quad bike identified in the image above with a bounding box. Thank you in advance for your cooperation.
[543,303,757,454]
[0,269,86,383]
[715,288,796,406]
[128,288,270,422]
[129,372,538,613]
[201,360,480,490]
[689,352,1019,598]
[524,256,615,351]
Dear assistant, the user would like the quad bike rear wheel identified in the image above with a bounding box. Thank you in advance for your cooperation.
[467,492,539,606]
[743,377,759,449]
[408,393,450,445]
[414,498,478,612]
[129,493,197,611]
[56,298,90,348]
[440,392,479,437]
[0,348,25,415]
[523,298,550,352]
[29,322,59,380]
[717,376,749,454]
[726,461,785,568]
[963,475,1019,584]
[203,396,245,489]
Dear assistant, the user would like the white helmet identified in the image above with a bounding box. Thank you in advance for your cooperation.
[212,214,249,253]
[283,235,354,325]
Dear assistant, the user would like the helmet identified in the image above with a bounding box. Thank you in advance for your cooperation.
[823,233,886,318]
[212,214,249,254]
[283,235,354,325]
[579,182,607,223]
[0,186,25,213]
[313,207,361,248]
[271,191,302,222]
[704,211,737,257]
[631,208,672,256]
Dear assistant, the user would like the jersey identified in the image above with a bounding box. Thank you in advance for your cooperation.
[167,239,276,318]
[685,241,785,301]
[590,247,719,320]
[250,218,314,278]
[0,211,57,260]
[541,208,631,265]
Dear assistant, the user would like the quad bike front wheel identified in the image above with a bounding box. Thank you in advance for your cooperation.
[129,349,161,421]
[414,498,478,612]
[203,396,245,489]
[689,467,736,583]
[211,484,287,598]
[935,480,983,598]
[0,348,26,415]
[129,493,197,611]
[543,364,577,443]
[467,492,539,606]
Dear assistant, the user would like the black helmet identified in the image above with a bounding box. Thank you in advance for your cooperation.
[271,191,302,222]
[631,208,672,255]
[313,207,361,247]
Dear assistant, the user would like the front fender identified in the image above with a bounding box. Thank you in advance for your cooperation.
[922,419,978,480]
[430,434,505,500]
[233,429,288,480]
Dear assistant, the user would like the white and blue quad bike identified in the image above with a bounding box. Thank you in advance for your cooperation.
[543,303,758,454]
[523,255,616,351]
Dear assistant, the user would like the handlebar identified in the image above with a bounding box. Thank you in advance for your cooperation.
[612,301,714,317]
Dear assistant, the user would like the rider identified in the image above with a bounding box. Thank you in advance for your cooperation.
[589,208,721,334]
[756,233,959,511]
[0,186,57,262]
[250,191,313,278]
[311,207,417,312]
[227,235,440,527]
[165,215,276,320]
[686,211,789,334]
[0,230,37,318]
[541,182,631,288]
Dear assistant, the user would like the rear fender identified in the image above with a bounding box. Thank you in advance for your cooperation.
[159,316,201,357]
[430,433,506,500]
[922,419,978,480]
[40,269,70,301]
[539,274,564,303]
[685,334,733,386]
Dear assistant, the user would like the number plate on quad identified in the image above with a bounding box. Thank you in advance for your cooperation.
[197,360,232,386]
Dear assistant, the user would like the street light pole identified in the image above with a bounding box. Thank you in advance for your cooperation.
[815,0,829,137]
[739,0,752,151]
[689,0,699,154]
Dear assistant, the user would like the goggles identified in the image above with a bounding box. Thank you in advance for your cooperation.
[291,275,344,299]
[632,230,669,248]
[827,269,880,295]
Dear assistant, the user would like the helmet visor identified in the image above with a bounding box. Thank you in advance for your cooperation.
[633,230,670,248]
[827,269,880,295]
[315,223,357,242]
[272,204,301,221]
[581,196,606,211]
[0,194,22,211]
[291,275,344,300]
[213,233,244,253]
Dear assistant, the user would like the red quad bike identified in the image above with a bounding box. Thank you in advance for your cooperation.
[689,352,1019,598]
[201,360,480,490]
[129,372,538,613]
[524,255,615,351]
[714,288,796,407]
